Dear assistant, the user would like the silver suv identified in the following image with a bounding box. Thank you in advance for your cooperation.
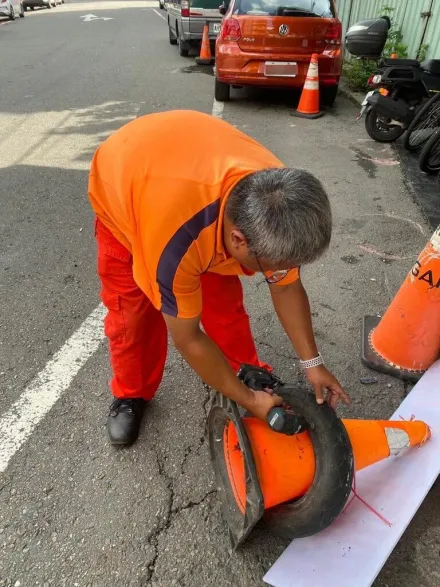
[167,0,223,57]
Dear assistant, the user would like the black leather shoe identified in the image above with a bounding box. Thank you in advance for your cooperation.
[106,398,147,446]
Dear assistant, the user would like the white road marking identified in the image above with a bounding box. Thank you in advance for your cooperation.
[151,7,167,21]
[211,99,224,119]
[0,305,106,473]
[80,13,114,21]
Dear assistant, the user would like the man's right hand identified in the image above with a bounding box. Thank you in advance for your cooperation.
[164,313,283,423]
[245,389,283,422]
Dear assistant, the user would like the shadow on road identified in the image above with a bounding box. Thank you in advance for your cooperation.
[0,163,98,407]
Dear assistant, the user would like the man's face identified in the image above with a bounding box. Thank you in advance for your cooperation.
[223,218,294,275]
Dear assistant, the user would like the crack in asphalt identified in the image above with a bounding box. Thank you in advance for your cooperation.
[146,384,217,582]
[147,438,217,581]
[180,383,212,473]
[171,490,217,515]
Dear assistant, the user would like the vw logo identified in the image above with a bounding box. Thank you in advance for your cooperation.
[279,24,289,35]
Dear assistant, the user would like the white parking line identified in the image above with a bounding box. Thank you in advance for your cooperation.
[151,7,166,21]
[212,99,224,119]
[0,305,106,473]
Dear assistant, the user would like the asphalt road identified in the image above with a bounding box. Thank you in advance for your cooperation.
[0,2,439,586]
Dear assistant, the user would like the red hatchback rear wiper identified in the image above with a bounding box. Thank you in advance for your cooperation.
[276,7,323,17]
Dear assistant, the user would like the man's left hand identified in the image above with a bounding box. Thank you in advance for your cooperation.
[305,365,350,409]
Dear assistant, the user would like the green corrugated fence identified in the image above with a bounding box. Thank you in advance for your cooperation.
[335,0,440,61]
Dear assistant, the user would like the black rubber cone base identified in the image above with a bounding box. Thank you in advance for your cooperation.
[207,392,264,550]
[291,110,325,119]
[361,315,423,384]
[208,365,354,547]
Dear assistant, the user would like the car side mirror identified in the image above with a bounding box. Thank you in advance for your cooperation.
[219,3,226,15]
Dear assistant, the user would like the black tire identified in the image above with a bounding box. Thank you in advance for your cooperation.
[168,24,177,45]
[419,127,440,174]
[9,6,16,19]
[365,109,405,142]
[215,77,230,102]
[47,3,51,8]
[177,28,190,57]
[321,84,338,107]
[403,93,440,152]
[262,385,354,539]
[19,3,25,16]
[159,1,164,8]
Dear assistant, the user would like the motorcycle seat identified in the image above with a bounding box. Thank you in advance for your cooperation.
[383,58,420,68]
[421,59,440,76]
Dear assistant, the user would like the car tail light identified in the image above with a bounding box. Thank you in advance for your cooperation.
[181,0,189,17]
[219,18,241,42]
[368,74,383,87]
[325,21,342,44]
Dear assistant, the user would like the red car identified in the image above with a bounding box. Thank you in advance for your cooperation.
[214,0,342,104]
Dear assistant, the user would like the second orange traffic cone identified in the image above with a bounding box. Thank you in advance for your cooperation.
[362,225,440,382]
[292,53,324,119]
[195,23,214,66]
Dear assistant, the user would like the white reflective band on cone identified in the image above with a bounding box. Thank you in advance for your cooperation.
[385,427,410,455]
[303,80,319,90]
[431,225,440,251]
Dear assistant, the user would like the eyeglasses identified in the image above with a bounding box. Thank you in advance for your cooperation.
[255,256,295,285]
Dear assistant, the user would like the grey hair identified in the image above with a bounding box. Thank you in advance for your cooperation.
[225,168,332,265]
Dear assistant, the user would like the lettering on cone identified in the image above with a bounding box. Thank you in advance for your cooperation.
[411,261,440,288]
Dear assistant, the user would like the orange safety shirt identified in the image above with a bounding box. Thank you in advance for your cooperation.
[88,110,299,319]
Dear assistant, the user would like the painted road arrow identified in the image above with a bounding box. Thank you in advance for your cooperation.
[80,14,114,21]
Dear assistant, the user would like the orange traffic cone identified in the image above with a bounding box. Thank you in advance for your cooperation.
[362,225,440,382]
[292,53,324,119]
[208,387,431,548]
[224,417,430,514]
[195,23,214,66]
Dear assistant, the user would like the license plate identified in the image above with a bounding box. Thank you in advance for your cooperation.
[264,61,298,77]
[210,22,221,34]
[361,90,374,107]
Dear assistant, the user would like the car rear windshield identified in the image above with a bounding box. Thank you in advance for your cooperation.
[232,0,335,17]
[191,0,221,8]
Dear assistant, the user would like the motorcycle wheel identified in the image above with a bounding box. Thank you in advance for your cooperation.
[365,110,405,143]
[419,127,440,174]
[403,93,440,152]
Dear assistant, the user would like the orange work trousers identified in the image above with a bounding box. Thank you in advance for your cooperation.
[95,218,269,400]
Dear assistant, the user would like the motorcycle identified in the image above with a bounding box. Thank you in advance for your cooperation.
[346,17,440,142]
[359,58,440,142]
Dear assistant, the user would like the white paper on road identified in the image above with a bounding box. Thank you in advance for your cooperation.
[264,360,440,587]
